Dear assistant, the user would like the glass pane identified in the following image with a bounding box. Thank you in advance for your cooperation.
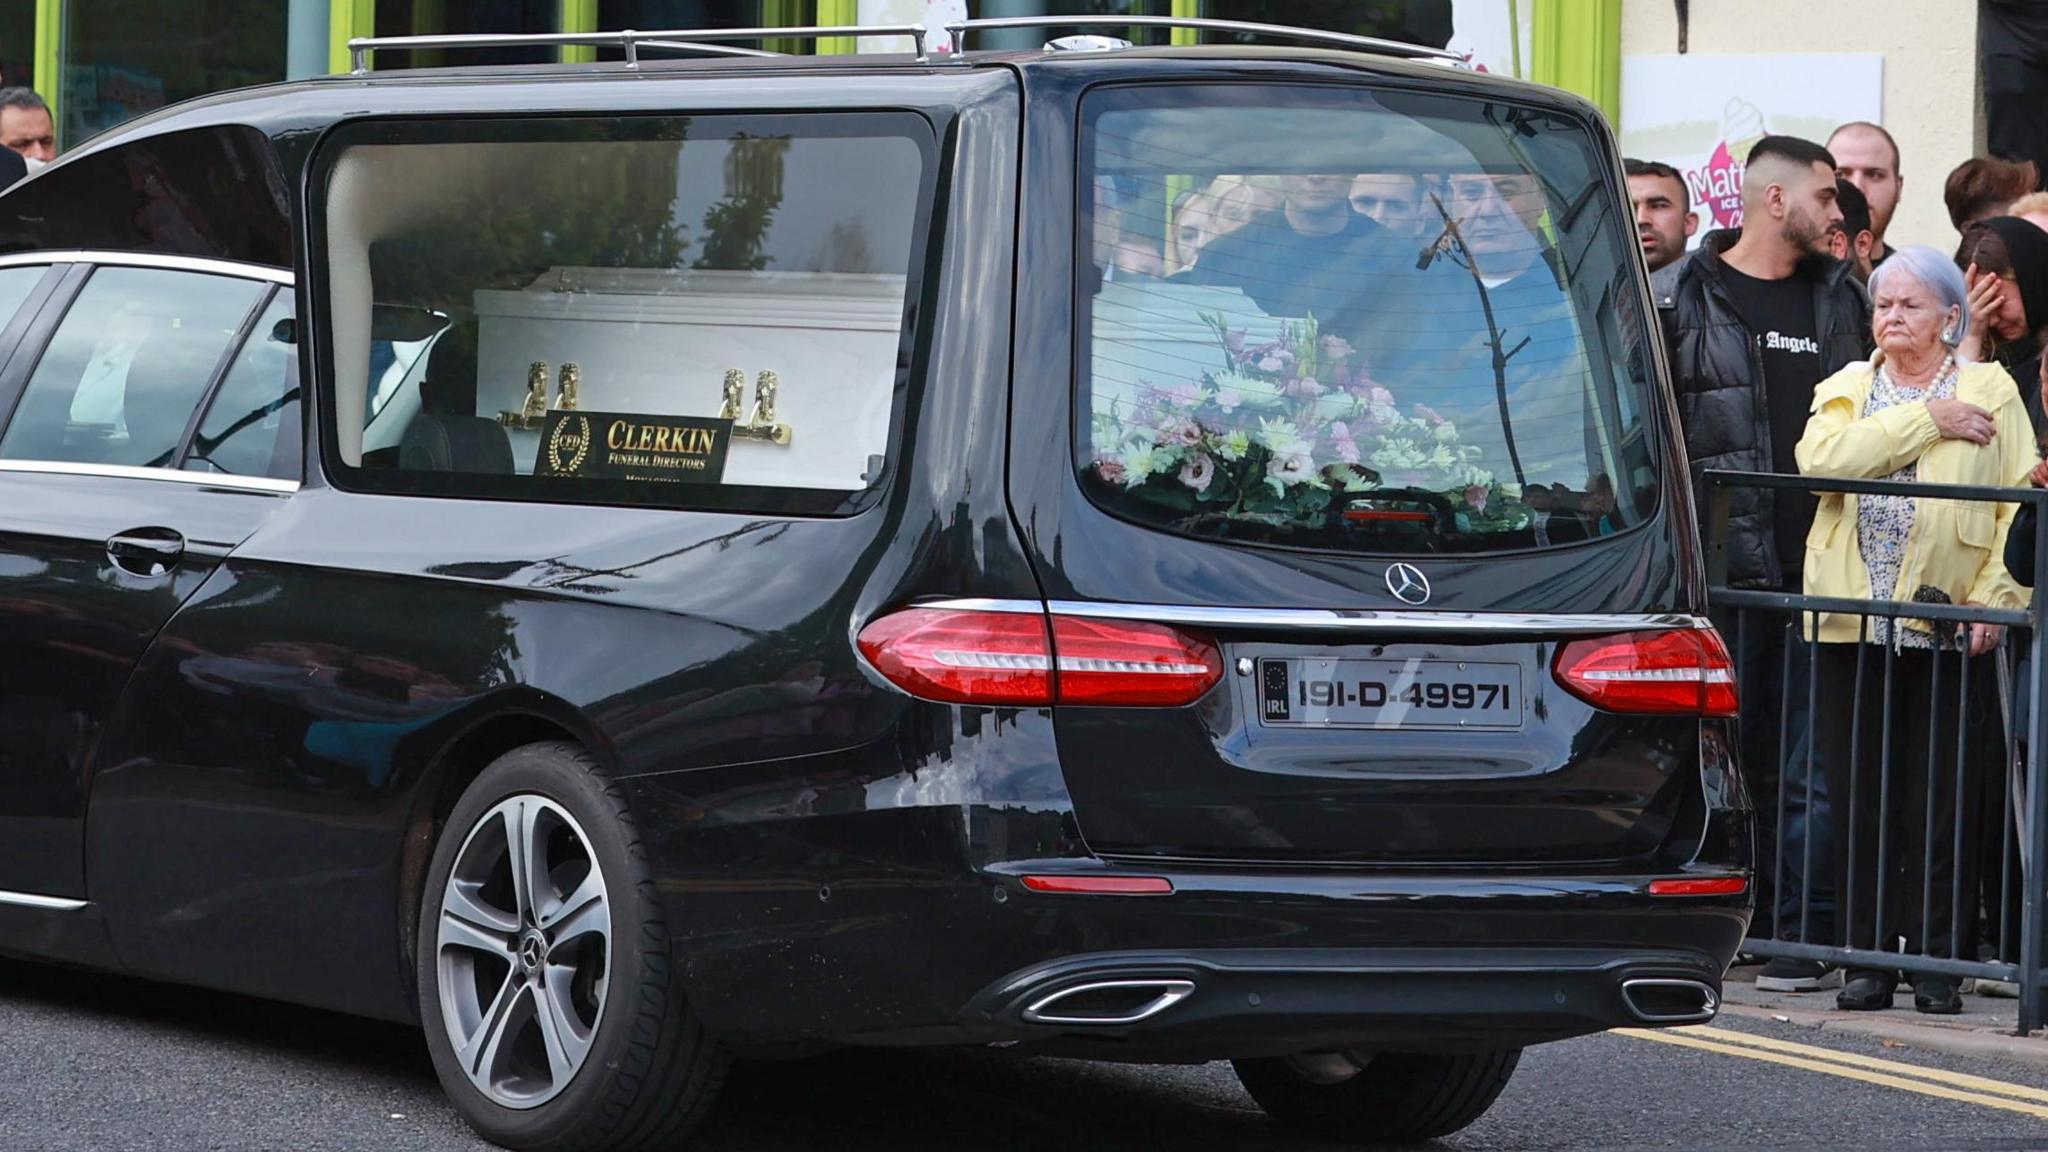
[374,0,560,68]
[0,126,293,266]
[0,264,46,331]
[1189,0,1452,47]
[1078,85,1657,555]
[62,1,286,146]
[0,1,33,91]
[592,2,781,57]
[321,113,933,515]
[0,267,262,467]
[186,291,299,481]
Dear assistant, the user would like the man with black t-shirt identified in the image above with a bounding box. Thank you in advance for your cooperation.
[1662,135,1873,995]
[1190,173,1398,329]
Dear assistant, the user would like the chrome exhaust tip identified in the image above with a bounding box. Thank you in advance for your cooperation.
[1020,978,1197,1025]
[1619,977,1719,1024]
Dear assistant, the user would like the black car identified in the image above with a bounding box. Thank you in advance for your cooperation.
[0,18,1751,1151]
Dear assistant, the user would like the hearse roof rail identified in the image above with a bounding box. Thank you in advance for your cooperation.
[345,25,923,72]
[345,16,1465,74]
[944,15,1465,63]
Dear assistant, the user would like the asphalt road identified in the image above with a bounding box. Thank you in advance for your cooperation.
[5,958,2048,1152]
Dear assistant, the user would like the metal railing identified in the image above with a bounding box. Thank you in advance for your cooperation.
[344,16,1464,73]
[1706,469,2048,1032]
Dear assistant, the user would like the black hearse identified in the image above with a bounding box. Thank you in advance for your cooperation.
[0,18,1750,1150]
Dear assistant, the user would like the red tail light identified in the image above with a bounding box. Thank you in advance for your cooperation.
[857,607,1222,707]
[855,608,1053,705]
[1020,874,1175,895]
[1553,628,1739,717]
[1048,615,1222,705]
[1647,876,1748,897]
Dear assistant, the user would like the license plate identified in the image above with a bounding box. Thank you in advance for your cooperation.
[1257,657,1523,730]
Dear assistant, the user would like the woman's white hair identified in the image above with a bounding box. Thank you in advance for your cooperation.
[1867,244,1970,348]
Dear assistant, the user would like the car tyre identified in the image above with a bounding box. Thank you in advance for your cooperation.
[1232,1048,1520,1144]
[418,741,727,1151]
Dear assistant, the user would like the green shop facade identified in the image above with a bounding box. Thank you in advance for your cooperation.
[9,0,1621,152]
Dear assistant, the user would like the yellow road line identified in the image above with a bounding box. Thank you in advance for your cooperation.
[1680,1025,2048,1104]
[1614,1029,2048,1121]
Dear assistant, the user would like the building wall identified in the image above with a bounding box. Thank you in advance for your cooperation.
[1620,0,1978,255]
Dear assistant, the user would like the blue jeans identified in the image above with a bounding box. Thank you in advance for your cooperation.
[1719,607,1837,941]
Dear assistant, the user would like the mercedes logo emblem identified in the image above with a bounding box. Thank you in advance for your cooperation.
[1385,562,1431,605]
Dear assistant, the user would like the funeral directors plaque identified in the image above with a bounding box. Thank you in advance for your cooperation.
[535,410,733,484]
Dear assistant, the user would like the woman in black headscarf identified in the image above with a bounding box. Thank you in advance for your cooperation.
[1958,216,2048,431]
[1960,217,2048,992]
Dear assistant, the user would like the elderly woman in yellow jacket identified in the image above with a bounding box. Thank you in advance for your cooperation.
[1796,245,2036,1015]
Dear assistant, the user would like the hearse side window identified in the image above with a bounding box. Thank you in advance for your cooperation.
[315,113,937,515]
[0,125,293,266]
[0,265,45,334]
[184,292,301,482]
[0,267,265,469]
[1077,85,1660,556]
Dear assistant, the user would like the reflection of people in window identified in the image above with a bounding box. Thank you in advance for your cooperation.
[1168,175,1280,271]
[1188,173,1398,323]
[1092,174,1165,282]
[1352,169,1582,493]
[1349,172,1434,237]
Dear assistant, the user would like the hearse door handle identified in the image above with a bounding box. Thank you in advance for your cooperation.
[106,527,186,576]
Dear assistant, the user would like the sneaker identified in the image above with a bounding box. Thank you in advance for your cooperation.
[1756,957,1845,992]
[1977,979,2021,999]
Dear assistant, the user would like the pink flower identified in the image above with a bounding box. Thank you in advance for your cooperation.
[1283,376,1326,402]
[1146,378,1204,410]
[1095,457,1127,485]
[1414,403,1446,426]
[1320,335,1354,364]
[1158,417,1204,446]
[1224,329,1247,357]
[1179,453,1215,493]
[1329,421,1360,465]
[1367,386,1396,409]
[1464,484,1489,514]
[1257,354,1290,374]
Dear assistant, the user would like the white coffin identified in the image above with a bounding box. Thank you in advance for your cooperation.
[472,267,907,489]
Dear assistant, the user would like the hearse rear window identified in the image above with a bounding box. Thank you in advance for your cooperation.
[1077,85,1659,554]
[315,113,935,515]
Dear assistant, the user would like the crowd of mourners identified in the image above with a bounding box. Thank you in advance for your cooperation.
[1632,124,2048,1015]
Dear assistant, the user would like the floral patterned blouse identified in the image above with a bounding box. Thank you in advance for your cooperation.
[1858,358,1958,649]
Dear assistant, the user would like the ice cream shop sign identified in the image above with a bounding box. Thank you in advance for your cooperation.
[1619,53,1882,249]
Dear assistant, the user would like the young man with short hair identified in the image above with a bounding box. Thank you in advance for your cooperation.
[1827,179,1878,283]
[1828,121,1902,265]
[1663,136,1873,994]
[1624,158,1698,297]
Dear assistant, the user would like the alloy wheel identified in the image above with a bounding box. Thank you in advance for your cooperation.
[435,793,613,1109]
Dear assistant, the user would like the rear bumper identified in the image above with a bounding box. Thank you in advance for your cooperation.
[960,945,1725,1060]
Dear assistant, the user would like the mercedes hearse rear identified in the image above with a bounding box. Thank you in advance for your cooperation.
[874,50,1756,1143]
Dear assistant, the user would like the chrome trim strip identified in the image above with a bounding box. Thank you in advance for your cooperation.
[0,250,294,285]
[0,459,300,494]
[1022,979,1197,1026]
[917,598,1707,634]
[0,889,87,912]
[913,597,1044,614]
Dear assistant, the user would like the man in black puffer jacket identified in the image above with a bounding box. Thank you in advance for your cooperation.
[1660,135,1872,994]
